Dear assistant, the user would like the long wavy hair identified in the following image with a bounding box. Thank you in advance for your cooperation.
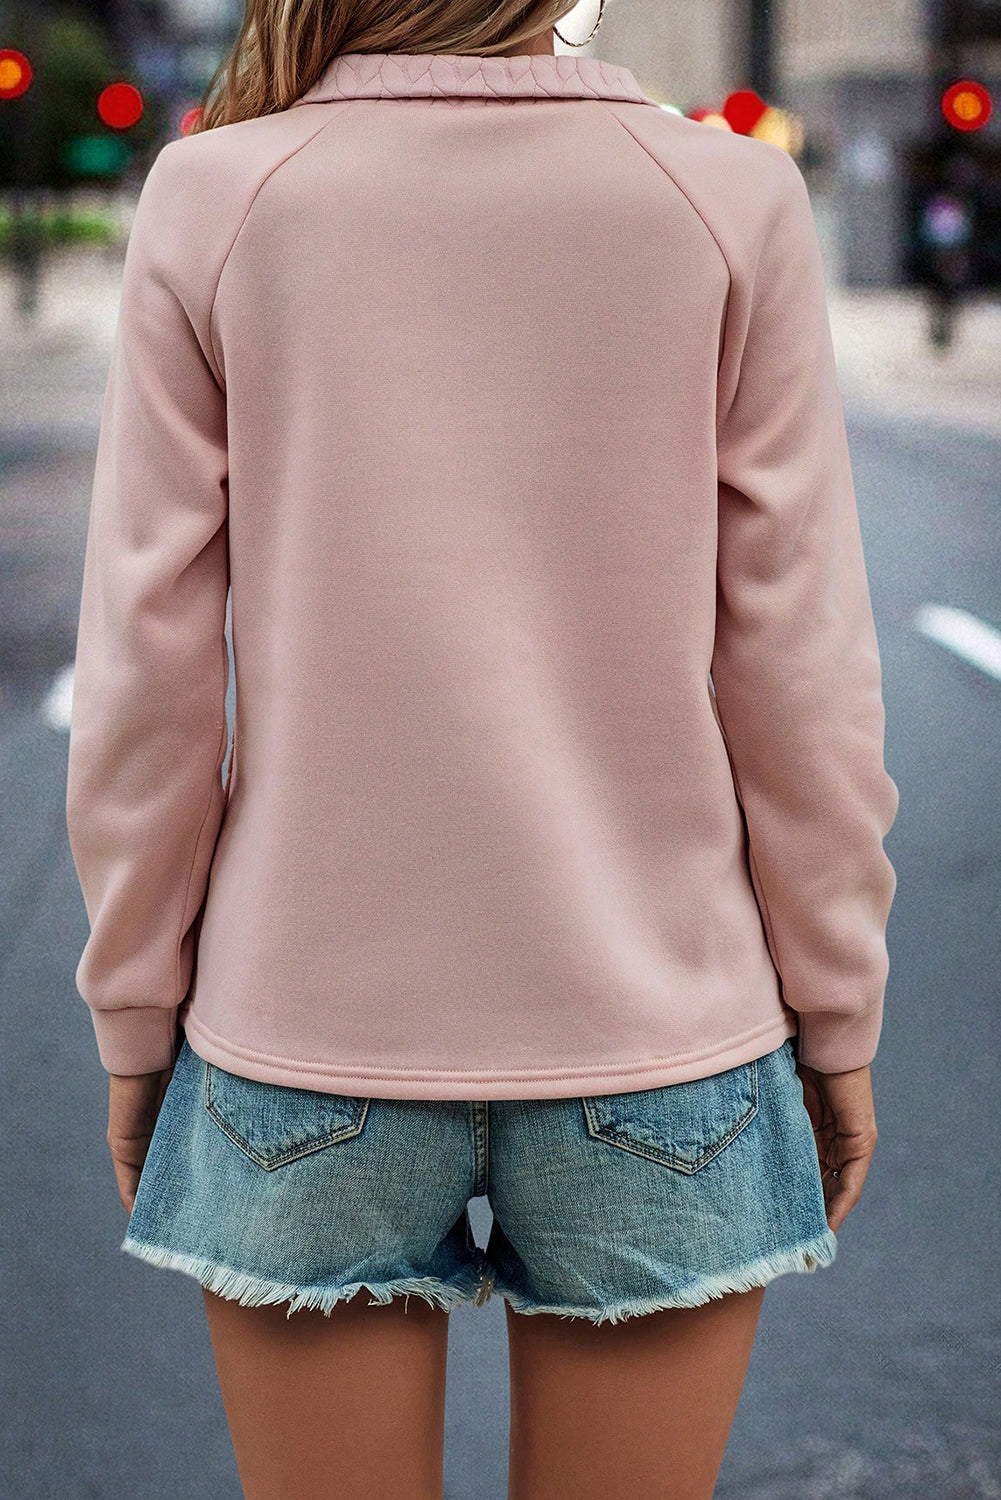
[189,0,590,133]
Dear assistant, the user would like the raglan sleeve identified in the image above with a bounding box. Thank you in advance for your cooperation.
[65,143,231,1077]
[709,145,900,1075]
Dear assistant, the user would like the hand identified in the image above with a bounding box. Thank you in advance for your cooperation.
[108,1065,175,1216]
[795,1059,877,1234]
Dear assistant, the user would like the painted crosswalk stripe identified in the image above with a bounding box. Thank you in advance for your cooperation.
[913,605,1001,682]
[41,664,75,731]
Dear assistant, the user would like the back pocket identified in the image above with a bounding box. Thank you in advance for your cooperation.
[204,1062,372,1170]
[582,1057,759,1175]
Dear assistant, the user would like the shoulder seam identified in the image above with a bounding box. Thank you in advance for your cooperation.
[597,102,798,436]
[596,100,740,393]
[595,102,734,300]
[206,104,357,376]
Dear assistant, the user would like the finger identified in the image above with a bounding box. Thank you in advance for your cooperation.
[825,1183,853,1233]
[822,1159,865,1233]
[111,1152,141,1216]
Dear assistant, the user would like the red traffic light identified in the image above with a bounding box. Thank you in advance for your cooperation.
[0,47,32,99]
[941,79,991,132]
[722,89,768,135]
[97,81,143,129]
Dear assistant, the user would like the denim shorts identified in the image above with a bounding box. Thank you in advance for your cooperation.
[121,1029,838,1327]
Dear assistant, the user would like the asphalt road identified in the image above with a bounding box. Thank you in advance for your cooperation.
[1,375,999,1496]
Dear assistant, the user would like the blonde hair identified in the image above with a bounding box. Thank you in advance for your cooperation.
[190,1,587,132]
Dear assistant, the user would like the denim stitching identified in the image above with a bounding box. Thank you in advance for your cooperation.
[581,1058,759,1174]
[202,1061,371,1169]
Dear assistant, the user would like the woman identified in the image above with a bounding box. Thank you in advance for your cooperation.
[65,0,899,1495]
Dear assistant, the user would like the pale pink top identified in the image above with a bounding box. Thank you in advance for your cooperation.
[66,50,899,1096]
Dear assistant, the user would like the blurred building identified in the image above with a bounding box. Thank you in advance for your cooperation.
[602,0,1001,288]
[50,0,1001,289]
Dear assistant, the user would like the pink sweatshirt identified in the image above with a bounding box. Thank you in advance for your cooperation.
[66,50,900,1097]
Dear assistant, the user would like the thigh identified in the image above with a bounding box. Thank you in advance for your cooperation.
[203,1285,450,1500]
[505,1284,766,1500]
[120,1036,492,1498]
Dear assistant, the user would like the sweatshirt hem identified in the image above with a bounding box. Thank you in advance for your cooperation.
[180,1007,799,1099]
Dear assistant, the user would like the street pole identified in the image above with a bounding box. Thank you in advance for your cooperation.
[747,0,778,101]
[4,1,45,317]
[921,0,979,348]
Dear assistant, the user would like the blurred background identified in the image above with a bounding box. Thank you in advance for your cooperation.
[2,1,999,1497]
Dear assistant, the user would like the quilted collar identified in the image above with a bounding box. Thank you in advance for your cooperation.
[291,51,657,107]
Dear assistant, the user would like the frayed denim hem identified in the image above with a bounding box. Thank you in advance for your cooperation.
[482,1226,839,1327]
[120,1234,489,1320]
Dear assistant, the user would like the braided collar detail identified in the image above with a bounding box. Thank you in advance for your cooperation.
[292,51,657,107]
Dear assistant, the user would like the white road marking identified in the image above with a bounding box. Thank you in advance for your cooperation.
[913,605,1001,683]
[41,664,75,731]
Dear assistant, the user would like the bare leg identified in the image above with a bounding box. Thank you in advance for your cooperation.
[201,1286,450,1500]
[505,1284,767,1499]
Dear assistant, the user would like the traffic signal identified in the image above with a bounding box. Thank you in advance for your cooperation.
[61,78,146,179]
[0,12,160,192]
[902,77,1001,293]
[940,79,992,132]
[902,137,1001,291]
[0,46,32,99]
[685,89,804,156]
[97,81,143,129]
[722,89,768,134]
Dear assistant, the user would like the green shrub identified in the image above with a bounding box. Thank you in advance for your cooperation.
[0,203,119,249]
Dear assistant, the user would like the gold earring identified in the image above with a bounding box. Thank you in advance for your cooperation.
[554,0,605,48]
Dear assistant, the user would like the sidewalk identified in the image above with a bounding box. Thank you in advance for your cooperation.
[826,286,1001,440]
[1,246,999,441]
[0,246,125,445]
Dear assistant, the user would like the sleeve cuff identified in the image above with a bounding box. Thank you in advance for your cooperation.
[794,1006,883,1074]
[90,1004,180,1075]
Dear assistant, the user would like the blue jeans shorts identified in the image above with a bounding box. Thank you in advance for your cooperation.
[122,1030,838,1327]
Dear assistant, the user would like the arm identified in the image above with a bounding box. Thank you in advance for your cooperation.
[710,147,900,1074]
[66,145,231,1076]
